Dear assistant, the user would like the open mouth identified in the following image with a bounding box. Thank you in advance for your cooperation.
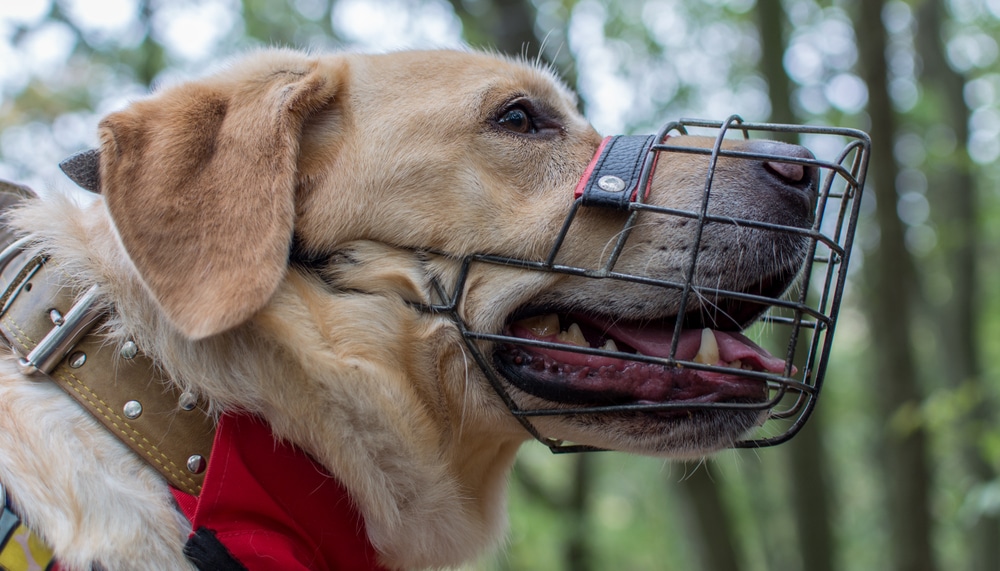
[494,310,788,408]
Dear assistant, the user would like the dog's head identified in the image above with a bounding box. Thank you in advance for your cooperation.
[82,49,848,460]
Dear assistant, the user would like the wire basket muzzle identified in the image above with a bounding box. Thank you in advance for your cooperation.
[424,115,870,453]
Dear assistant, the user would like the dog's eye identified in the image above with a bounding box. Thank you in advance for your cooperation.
[498,106,536,134]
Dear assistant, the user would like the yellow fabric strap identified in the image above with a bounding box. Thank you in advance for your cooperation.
[0,507,53,571]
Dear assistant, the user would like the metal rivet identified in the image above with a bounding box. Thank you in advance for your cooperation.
[597,175,626,192]
[187,454,206,474]
[178,391,197,411]
[123,400,142,419]
[48,309,64,326]
[68,351,87,368]
[120,340,138,360]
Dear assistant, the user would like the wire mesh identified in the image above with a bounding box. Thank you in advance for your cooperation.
[421,115,870,452]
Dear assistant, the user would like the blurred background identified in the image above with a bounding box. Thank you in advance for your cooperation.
[1,0,998,570]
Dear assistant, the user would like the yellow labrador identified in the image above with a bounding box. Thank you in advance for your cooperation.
[0,49,821,570]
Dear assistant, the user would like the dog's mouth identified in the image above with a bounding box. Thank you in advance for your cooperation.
[494,309,787,409]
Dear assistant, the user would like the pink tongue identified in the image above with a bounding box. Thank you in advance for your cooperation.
[604,322,788,373]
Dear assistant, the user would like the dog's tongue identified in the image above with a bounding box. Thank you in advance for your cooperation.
[504,314,791,404]
[604,321,787,373]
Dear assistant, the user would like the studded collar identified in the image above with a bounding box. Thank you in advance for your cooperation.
[0,181,215,496]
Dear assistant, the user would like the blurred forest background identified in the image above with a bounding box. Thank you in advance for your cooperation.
[1,0,999,570]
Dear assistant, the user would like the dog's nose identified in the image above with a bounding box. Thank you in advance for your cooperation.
[765,159,807,183]
[752,140,817,186]
[746,140,818,217]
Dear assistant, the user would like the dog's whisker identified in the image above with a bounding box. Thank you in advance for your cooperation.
[536,30,554,69]
[597,221,659,267]
[458,347,471,442]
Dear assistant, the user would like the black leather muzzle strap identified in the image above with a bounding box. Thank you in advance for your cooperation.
[573,135,656,210]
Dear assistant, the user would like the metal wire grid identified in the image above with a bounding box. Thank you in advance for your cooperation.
[419,115,870,451]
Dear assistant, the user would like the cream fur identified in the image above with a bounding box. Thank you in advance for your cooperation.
[0,48,816,569]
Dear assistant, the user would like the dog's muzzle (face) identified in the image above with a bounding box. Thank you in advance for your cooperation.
[428,116,870,452]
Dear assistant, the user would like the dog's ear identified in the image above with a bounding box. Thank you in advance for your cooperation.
[98,55,345,339]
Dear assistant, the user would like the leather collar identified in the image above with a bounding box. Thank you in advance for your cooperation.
[0,181,215,496]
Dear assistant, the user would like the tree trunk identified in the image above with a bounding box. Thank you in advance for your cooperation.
[853,1,938,570]
[914,1,996,569]
[674,461,744,571]
[565,455,593,571]
[134,0,166,88]
[447,0,540,57]
[757,0,794,128]
[786,419,836,571]
[446,0,577,90]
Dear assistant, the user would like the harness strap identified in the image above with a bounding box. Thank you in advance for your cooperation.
[172,414,387,571]
[184,528,247,571]
[0,485,54,571]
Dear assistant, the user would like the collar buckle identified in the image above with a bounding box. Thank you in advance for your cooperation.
[17,282,102,376]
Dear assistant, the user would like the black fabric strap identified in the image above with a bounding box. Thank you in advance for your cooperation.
[184,527,247,571]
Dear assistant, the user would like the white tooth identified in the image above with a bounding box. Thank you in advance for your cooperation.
[693,328,720,364]
[601,339,619,352]
[517,313,560,337]
[557,322,588,346]
[727,360,743,369]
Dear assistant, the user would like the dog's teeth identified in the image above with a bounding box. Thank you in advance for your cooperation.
[693,328,720,364]
[517,313,560,337]
[601,339,618,352]
[557,323,587,346]
[727,360,743,369]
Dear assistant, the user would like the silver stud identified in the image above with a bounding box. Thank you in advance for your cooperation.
[178,391,197,411]
[597,175,626,193]
[68,351,87,368]
[187,454,206,474]
[123,400,142,419]
[48,309,64,326]
[120,341,138,360]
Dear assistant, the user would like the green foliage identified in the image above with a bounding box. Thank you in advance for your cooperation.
[3,1,1000,570]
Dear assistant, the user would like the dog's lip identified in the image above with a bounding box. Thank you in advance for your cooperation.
[493,311,786,406]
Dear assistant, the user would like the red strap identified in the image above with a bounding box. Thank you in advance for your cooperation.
[573,136,612,199]
[573,134,663,208]
[172,414,386,571]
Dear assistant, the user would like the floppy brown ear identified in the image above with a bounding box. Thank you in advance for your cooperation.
[98,54,345,339]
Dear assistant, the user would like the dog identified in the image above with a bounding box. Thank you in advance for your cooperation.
[0,48,817,570]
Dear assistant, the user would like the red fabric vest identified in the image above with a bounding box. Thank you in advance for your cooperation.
[171,414,388,571]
